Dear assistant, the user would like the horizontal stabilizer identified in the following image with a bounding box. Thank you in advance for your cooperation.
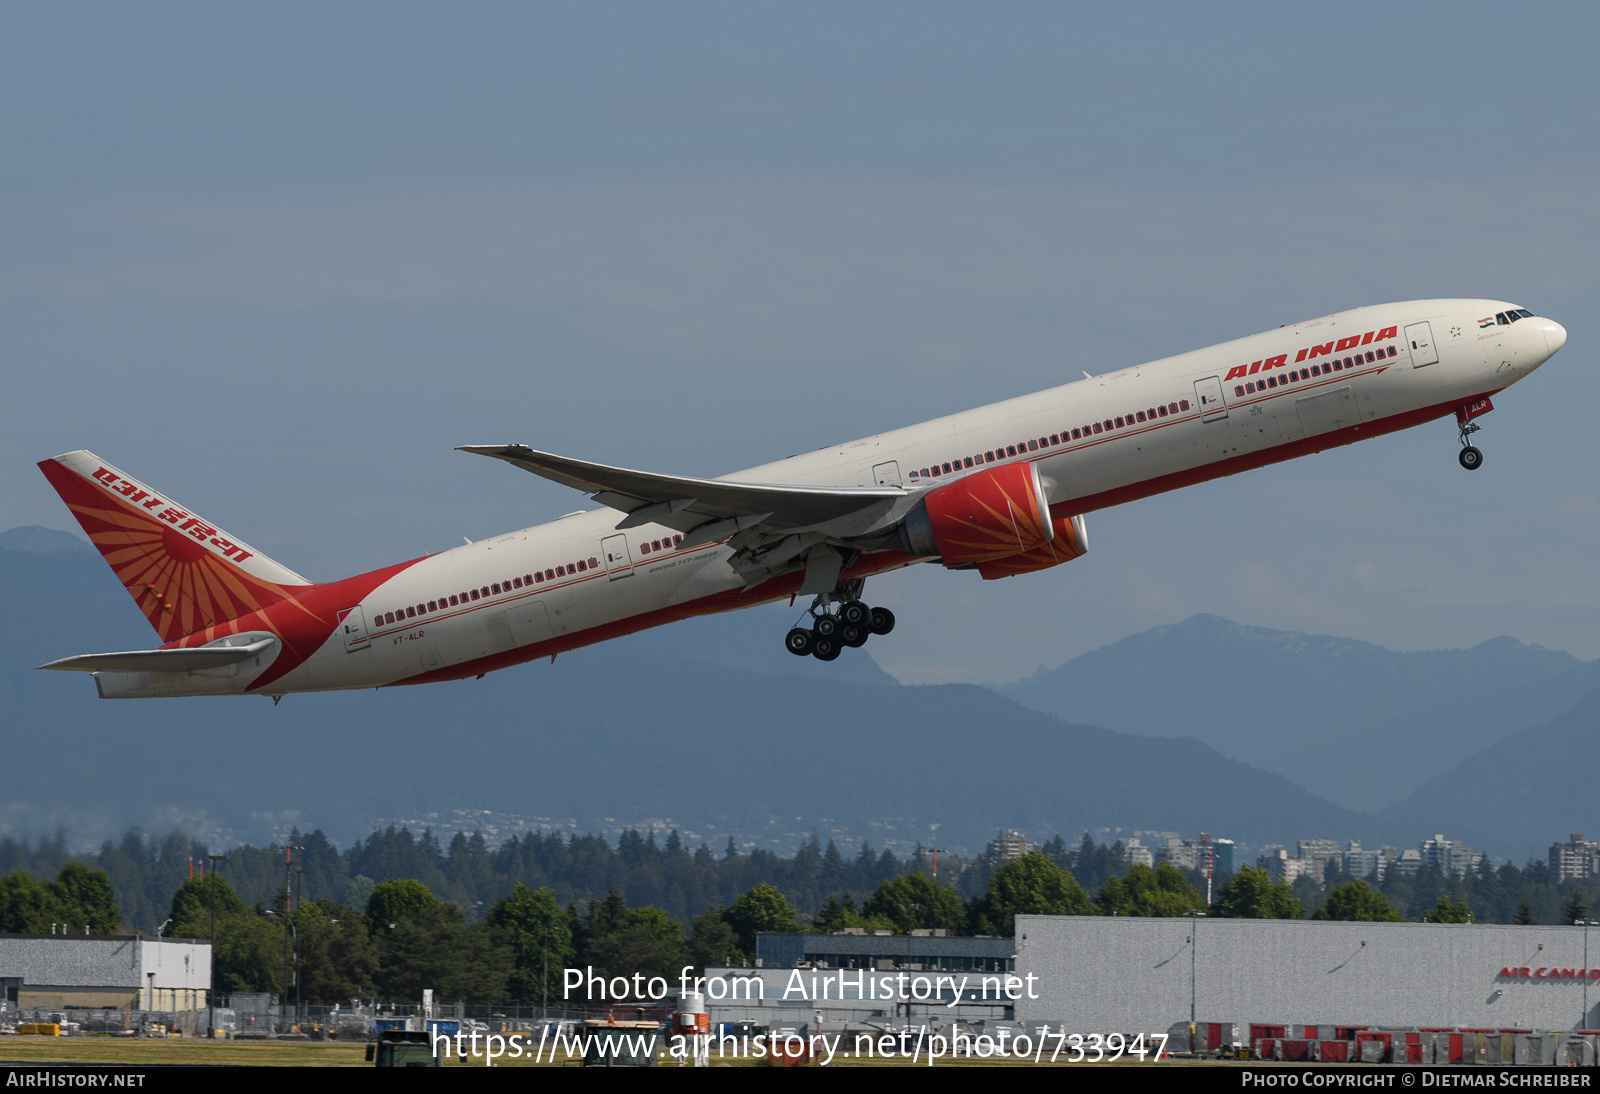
[456,444,904,532]
[38,637,277,674]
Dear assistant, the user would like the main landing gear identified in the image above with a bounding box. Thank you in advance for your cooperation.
[784,585,895,662]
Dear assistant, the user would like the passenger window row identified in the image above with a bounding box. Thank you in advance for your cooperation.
[376,556,601,627]
[907,400,1194,480]
[638,535,685,555]
[1233,347,1395,398]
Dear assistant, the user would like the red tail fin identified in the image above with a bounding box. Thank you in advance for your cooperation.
[38,451,314,643]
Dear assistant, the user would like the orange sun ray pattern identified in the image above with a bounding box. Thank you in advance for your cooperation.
[923,462,1052,565]
[975,517,1087,579]
[39,460,306,644]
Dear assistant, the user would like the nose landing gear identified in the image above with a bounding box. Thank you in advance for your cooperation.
[1455,398,1492,471]
[784,585,895,661]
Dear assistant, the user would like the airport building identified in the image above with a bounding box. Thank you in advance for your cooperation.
[697,931,1019,1029]
[756,929,1013,974]
[1014,915,1600,1036]
[0,933,211,1012]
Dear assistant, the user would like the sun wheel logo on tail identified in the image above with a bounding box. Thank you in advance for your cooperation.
[36,454,311,644]
[899,462,1087,577]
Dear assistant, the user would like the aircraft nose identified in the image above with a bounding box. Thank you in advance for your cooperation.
[1543,318,1567,356]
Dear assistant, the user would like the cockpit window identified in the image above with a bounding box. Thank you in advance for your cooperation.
[1515,308,1535,318]
[1496,313,1509,324]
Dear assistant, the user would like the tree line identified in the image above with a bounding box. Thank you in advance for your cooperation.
[147,850,1600,1006]
[3,825,1595,987]
[1033,833,1598,926]
[0,826,914,932]
[155,852,1164,1006]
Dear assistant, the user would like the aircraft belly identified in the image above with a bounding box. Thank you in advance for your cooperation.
[1234,404,1285,450]
[1295,385,1359,439]
[1035,451,1085,502]
[422,548,689,655]
[505,601,553,647]
[1073,445,1146,501]
[1072,412,1232,500]
[477,610,518,657]
[302,633,385,689]
[664,548,743,606]
[305,533,691,678]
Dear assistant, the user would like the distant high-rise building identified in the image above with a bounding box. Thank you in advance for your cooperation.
[984,830,1035,866]
[1152,833,1232,879]
[1298,838,1342,884]
[1197,833,1233,877]
[1155,836,1196,871]
[1391,848,1424,877]
[1259,845,1310,885]
[1343,841,1384,881]
[1549,834,1600,883]
[1420,834,1478,878]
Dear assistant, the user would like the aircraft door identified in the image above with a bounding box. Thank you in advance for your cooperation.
[872,461,902,485]
[601,534,634,580]
[1194,376,1229,422]
[1405,321,1439,368]
[338,606,371,652]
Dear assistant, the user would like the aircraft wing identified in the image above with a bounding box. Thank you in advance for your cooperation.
[38,637,277,673]
[456,444,906,534]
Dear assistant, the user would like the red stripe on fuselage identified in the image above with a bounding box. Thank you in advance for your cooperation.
[169,388,1495,691]
[156,558,426,691]
[1058,388,1500,517]
[390,551,921,687]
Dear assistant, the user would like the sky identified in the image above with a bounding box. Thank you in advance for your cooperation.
[4,2,1599,685]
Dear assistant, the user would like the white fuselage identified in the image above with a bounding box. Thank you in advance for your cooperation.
[137,299,1562,697]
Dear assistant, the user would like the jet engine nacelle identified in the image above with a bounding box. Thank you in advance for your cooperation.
[899,462,1055,565]
[975,514,1088,579]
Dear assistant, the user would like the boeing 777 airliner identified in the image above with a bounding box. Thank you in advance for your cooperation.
[38,299,1566,699]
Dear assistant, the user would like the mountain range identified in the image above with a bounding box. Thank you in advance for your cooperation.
[998,614,1600,813]
[1,525,1593,863]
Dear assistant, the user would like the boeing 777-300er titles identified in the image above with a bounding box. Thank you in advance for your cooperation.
[37,299,1566,700]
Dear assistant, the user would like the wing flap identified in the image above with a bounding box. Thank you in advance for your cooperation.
[456,444,904,531]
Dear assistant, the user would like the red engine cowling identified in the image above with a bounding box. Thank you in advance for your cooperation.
[975,514,1088,579]
[902,462,1054,566]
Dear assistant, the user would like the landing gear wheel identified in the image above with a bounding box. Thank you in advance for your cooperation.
[841,622,869,648]
[785,627,814,656]
[811,634,841,661]
[813,615,840,640]
[868,607,896,636]
[839,600,870,627]
[1459,445,1483,471]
